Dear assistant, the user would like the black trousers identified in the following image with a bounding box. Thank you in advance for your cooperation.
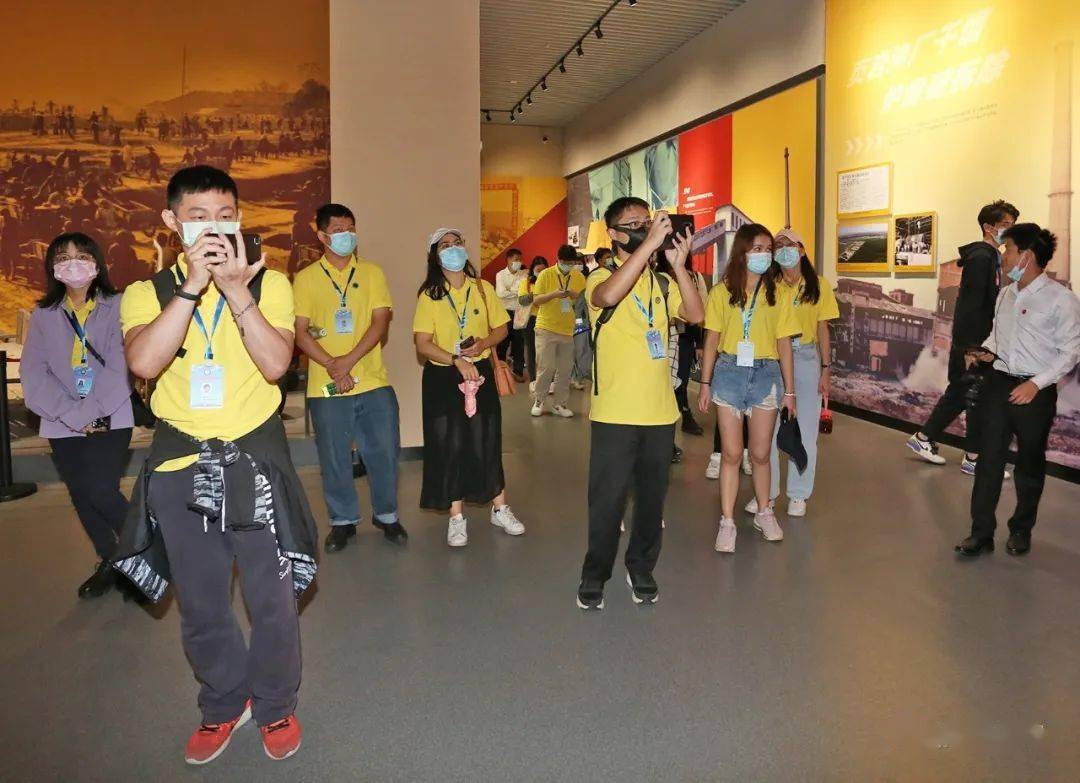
[970,370,1058,540]
[524,316,538,379]
[582,422,674,583]
[674,328,699,413]
[923,347,982,452]
[497,324,526,376]
[49,428,132,560]
[149,466,301,726]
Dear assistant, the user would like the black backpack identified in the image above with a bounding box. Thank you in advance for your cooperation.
[590,271,670,396]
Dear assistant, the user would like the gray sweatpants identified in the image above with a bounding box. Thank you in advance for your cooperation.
[149,466,301,726]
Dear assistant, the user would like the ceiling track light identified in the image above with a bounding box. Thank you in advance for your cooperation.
[526,94,533,105]
[576,41,585,57]
[541,78,548,91]
[558,59,567,73]
[628,0,637,6]
[484,110,491,122]
[509,111,516,122]
[594,25,603,39]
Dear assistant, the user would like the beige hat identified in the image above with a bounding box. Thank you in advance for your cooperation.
[428,227,463,248]
[774,228,803,246]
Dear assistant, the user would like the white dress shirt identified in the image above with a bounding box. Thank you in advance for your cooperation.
[495,267,527,313]
[983,272,1080,389]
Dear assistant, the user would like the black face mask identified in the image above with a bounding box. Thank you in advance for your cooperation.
[614,226,649,254]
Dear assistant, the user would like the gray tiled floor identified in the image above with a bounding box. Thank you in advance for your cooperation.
[2,392,1079,782]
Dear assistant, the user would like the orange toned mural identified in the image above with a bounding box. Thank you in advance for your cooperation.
[480,175,567,281]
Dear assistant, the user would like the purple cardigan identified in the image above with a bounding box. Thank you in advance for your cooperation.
[21,293,134,439]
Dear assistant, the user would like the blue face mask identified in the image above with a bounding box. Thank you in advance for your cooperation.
[439,245,468,272]
[774,246,801,269]
[747,251,773,275]
[1006,261,1025,283]
[328,231,357,257]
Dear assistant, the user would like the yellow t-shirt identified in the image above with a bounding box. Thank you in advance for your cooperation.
[519,276,540,317]
[412,277,509,366]
[587,267,684,426]
[776,276,840,345]
[120,256,295,471]
[66,296,97,367]
[533,267,587,336]
[293,255,393,397]
[704,281,801,360]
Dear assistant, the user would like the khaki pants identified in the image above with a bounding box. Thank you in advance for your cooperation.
[534,328,574,408]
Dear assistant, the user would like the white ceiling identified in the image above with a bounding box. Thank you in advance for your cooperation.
[480,0,747,127]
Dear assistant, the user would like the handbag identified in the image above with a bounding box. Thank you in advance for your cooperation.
[819,395,833,435]
[476,279,516,397]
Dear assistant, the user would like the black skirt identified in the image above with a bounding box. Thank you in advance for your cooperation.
[420,358,506,511]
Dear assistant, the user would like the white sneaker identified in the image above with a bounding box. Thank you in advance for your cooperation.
[744,497,774,514]
[715,517,737,553]
[531,401,544,417]
[906,433,946,465]
[753,508,784,542]
[741,449,753,476]
[491,505,524,535]
[552,405,574,418]
[705,452,722,480]
[447,515,468,547]
[788,498,807,517]
[960,455,1012,480]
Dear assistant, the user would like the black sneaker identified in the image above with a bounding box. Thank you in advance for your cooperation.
[671,445,683,464]
[324,524,356,553]
[681,411,704,436]
[78,561,115,599]
[374,520,408,545]
[576,580,604,611]
[625,571,659,605]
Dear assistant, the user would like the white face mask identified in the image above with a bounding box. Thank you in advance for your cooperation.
[179,220,240,247]
[509,260,522,272]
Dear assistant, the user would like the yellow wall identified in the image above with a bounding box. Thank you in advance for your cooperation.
[732,79,819,257]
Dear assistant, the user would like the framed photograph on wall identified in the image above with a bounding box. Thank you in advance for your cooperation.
[837,218,891,275]
[892,212,937,276]
[837,162,892,218]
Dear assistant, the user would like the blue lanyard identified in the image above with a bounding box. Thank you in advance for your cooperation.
[445,285,472,339]
[631,272,656,328]
[64,309,89,364]
[319,262,356,308]
[742,278,763,340]
[175,265,226,360]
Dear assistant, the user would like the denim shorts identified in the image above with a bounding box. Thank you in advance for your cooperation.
[710,353,782,416]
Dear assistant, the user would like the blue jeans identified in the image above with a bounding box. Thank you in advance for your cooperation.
[710,353,782,414]
[770,342,822,501]
[309,386,400,526]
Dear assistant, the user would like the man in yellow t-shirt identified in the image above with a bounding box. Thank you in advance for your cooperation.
[115,166,310,764]
[576,198,704,611]
[293,203,406,553]
[530,244,586,417]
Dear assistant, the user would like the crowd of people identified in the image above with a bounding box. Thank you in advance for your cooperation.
[15,165,1080,765]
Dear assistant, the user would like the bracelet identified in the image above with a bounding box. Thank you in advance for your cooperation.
[783,392,796,397]
[174,289,199,303]
[231,300,257,321]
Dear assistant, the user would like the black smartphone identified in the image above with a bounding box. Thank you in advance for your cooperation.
[459,336,477,351]
[658,214,696,250]
[217,232,262,263]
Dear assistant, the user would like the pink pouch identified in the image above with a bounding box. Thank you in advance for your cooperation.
[458,376,486,418]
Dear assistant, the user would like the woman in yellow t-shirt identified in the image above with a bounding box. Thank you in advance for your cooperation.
[413,228,525,547]
[697,223,798,553]
[516,256,549,385]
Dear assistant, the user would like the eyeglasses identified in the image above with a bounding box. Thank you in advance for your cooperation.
[615,220,652,231]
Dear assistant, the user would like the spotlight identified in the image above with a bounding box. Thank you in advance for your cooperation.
[558,59,567,73]
[510,111,517,123]
[576,41,584,57]
[484,110,491,122]
[594,25,603,39]
[541,78,548,91]
[526,94,533,105]
[628,0,637,5]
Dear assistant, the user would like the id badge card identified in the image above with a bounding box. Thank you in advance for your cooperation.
[190,363,225,409]
[645,328,666,360]
[561,298,572,313]
[334,307,354,334]
[736,340,755,367]
[73,364,95,398]
[792,336,801,349]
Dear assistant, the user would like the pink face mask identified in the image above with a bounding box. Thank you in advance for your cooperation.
[53,259,99,289]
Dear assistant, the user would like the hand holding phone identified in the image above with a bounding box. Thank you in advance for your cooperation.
[658,215,696,251]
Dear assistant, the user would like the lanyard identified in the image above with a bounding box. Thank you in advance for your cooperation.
[742,278,763,340]
[630,272,656,328]
[64,309,89,364]
[319,262,356,307]
[445,284,472,339]
[175,265,226,361]
[557,272,571,292]
[792,282,804,308]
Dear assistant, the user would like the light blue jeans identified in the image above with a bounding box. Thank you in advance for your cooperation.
[770,342,822,501]
[309,386,401,526]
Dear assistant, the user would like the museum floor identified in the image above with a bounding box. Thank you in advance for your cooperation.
[3,392,1080,782]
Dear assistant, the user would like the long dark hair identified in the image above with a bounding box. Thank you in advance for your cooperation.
[796,247,821,305]
[528,256,548,282]
[417,237,480,301]
[38,232,117,309]
[723,223,776,308]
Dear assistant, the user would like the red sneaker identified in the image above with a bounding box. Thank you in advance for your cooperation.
[261,714,302,760]
[184,700,252,765]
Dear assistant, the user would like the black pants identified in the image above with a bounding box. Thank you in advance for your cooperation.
[923,348,981,452]
[674,328,699,413]
[497,324,526,376]
[149,466,301,726]
[582,422,674,583]
[49,428,131,560]
[524,316,538,379]
[970,371,1057,540]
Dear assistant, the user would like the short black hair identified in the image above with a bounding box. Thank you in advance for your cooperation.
[315,203,356,233]
[1003,223,1057,268]
[604,196,650,228]
[977,199,1019,229]
[594,247,613,260]
[166,165,239,211]
[506,247,523,259]
[557,244,580,262]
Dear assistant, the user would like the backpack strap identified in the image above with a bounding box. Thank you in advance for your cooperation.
[590,270,672,397]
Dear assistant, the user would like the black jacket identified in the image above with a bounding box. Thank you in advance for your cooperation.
[951,241,1000,349]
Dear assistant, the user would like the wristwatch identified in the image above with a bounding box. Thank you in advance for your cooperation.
[174,289,200,303]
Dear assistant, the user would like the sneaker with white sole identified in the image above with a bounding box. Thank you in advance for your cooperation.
[576,580,604,610]
[715,517,737,553]
[753,507,784,541]
[625,571,659,605]
[744,497,775,514]
[960,455,1012,480]
[447,515,468,547]
[552,405,574,418]
[491,505,525,535]
[788,498,807,517]
[531,401,544,417]
[741,449,753,476]
[705,452,722,480]
[907,433,946,465]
